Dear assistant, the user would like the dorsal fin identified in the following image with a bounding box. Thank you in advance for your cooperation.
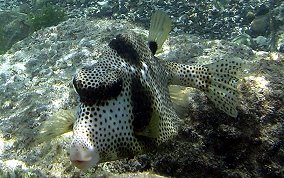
[148,10,172,54]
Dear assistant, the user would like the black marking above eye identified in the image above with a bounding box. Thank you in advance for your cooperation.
[108,34,140,66]
[73,77,123,105]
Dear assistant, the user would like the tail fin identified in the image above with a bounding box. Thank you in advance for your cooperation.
[167,58,245,117]
[148,10,171,54]
[203,58,244,117]
[33,109,75,145]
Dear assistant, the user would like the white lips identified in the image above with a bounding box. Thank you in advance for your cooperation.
[70,140,100,170]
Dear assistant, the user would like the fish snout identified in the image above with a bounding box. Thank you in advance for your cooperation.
[70,140,100,170]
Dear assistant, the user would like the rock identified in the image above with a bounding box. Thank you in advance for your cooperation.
[0,12,283,178]
[254,35,268,48]
[231,33,255,47]
[250,14,270,36]
[255,4,270,16]
[278,43,284,52]
[244,11,255,24]
[1,0,283,44]
[0,11,30,54]
[276,33,284,52]
[275,2,284,22]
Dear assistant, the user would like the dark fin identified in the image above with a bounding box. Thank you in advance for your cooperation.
[148,10,171,54]
[33,109,75,145]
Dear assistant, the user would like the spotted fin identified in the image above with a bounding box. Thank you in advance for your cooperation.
[167,58,245,117]
[148,10,171,54]
[203,58,244,117]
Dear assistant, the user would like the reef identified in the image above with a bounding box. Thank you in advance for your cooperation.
[0,17,283,178]
[0,0,283,177]
[1,0,284,53]
[0,2,65,54]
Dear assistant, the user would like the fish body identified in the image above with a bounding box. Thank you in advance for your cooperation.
[69,11,243,170]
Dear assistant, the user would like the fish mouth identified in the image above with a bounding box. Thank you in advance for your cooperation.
[70,141,100,170]
[71,159,93,170]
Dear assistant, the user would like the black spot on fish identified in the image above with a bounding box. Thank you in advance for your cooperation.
[131,77,153,133]
[109,34,140,66]
[148,41,158,55]
[73,77,123,105]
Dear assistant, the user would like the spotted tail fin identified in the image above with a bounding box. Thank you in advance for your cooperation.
[148,10,171,54]
[167,58,245,117]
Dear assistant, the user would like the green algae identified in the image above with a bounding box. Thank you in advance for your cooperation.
[0,3,66,55]
[27,3,66,32]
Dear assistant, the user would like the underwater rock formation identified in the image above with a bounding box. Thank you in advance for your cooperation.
[0,11,30,54]
[0,17,283,178]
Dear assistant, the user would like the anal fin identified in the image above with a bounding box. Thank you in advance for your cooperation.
[135,110,160,139]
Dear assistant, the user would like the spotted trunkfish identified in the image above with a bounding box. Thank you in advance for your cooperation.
[36,11,245,170]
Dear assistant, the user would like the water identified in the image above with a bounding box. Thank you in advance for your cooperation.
[0,0,283,177]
